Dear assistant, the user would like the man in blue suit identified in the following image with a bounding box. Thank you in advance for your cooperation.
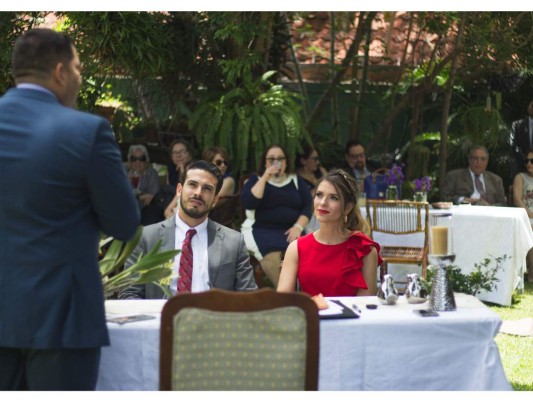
[0,29,140,390]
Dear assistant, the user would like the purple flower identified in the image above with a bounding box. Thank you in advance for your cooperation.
[414,176,431,192]
[386,163,405,186]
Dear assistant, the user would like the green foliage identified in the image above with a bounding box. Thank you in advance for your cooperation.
[425,254,508,296]
[0,12,45,94]
[190,71,310,176]
[99,226,179,299]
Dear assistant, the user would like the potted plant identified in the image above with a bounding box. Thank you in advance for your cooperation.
[99,226,179,299]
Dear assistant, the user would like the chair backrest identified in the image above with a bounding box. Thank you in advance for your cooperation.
[209,193,240,229]
[366,199,429,237]
[160,288,319,391]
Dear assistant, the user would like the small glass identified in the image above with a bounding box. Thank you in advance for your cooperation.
[385,185,398,200]
[358,192,366,207]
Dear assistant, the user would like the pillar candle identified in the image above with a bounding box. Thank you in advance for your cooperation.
[431,226,448,255]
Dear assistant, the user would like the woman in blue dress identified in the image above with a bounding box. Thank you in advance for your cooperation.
[240,144,313,286]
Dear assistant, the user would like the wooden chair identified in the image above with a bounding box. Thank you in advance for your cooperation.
[209,193,240,229]
[365,199,429,286]
[160,288,319,391]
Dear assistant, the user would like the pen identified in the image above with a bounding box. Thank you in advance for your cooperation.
[352,304,362,315]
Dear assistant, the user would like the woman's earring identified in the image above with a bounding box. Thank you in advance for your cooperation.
[344,215,348,224]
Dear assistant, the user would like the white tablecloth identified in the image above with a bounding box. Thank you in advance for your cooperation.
[362,204,533,306]
[96,296,511,391]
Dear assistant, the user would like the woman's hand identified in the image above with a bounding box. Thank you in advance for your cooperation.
[262,163,281,181]
[285,225,303,243]
[138,193,154,207]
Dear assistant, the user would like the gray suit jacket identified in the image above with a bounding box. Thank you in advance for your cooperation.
[119,217,257,299]
[441,168,507,206]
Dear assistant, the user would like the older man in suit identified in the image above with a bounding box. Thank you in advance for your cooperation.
[442,145,507,206]
[120,160,257,299]
[0,29,139,390]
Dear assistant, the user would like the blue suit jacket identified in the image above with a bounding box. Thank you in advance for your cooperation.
[0,88,140,349]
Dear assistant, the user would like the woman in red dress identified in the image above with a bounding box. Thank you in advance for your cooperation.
[278,169,382,296]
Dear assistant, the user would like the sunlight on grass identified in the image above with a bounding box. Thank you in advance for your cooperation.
[489,282,533,391]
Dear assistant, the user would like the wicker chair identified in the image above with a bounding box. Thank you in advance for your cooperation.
[209,193,240,229]
[160,288,319,391]
[365,199,429,286]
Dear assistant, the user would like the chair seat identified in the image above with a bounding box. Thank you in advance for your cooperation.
[380,246,425,263]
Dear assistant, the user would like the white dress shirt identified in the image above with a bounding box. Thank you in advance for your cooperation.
[469,169,486,199]
[171,215,210,294]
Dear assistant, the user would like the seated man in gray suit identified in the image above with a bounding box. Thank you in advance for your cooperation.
[120,160,257,299]
[441,145,507,206]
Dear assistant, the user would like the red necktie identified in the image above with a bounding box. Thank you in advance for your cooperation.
[178,229,197,293]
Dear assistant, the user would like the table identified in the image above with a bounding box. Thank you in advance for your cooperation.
[96,296,511,391]
[362,204,533,306]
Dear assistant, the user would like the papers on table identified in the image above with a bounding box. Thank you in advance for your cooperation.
[318,299,345,316]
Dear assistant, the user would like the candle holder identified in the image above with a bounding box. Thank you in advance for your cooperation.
[428,213,457,311]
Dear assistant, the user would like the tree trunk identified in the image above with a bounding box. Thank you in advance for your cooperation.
[438,15,467,194]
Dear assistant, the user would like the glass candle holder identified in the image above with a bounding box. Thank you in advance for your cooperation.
[429,213,453,256]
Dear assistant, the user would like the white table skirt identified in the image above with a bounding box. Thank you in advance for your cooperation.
[361,204,533,306]
[97,297,511,391]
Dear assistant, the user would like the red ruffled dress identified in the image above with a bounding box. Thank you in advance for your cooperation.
[297,232,382,296]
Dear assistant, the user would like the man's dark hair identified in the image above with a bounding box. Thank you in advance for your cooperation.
[183,160,223,194]
[12,28,74,80]
[344,139,365,155]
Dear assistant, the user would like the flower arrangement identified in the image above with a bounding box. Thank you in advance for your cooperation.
[413,176,431,192]
[385,163,405,186]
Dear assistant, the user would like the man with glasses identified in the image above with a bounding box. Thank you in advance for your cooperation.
[338,140,378,192]
[441,145,507,206]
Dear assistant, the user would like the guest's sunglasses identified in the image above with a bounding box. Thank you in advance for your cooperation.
[130,156,147,162]
[214,159,228,167]
[526,158,533,164]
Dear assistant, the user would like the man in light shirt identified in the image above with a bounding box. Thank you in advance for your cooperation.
[441,145,507,206]
[120,160,257,299]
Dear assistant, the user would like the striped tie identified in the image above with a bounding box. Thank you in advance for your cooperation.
[475,175,487,201]
[177,229,197,293]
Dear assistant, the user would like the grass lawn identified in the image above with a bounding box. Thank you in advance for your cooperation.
[488,281,533,391]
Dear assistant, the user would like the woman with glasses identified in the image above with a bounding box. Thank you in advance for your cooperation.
[513,148,533,282]
[240,144,313,287]
[126,144,161,225]
[167,139,194,187]
[278,169,381,296]
[202,146,235,197]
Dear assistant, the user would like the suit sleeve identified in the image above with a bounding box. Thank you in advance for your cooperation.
[87,120,140,241]
[118,232,149,299]
[233,233,258,291]
[441,171,457,202]
[492,174,508,206]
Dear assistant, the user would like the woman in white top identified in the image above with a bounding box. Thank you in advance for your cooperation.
[513,148,533,282]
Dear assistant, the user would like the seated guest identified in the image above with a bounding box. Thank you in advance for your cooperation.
[126,144,161,225]
[278,169,381,296]
[240,144,313,287]
[296,144,328,195]
[296,144,327,233]
[337,140,378,193]
[119,160,257,299]
[512,148,533,282]
[441,145,507,206]
[202,146,235,197]
[161,139,196,218]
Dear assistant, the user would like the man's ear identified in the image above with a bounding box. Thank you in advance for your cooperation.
[52,62,66,85]
[176,183,183,198]
[211,194,220,209]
